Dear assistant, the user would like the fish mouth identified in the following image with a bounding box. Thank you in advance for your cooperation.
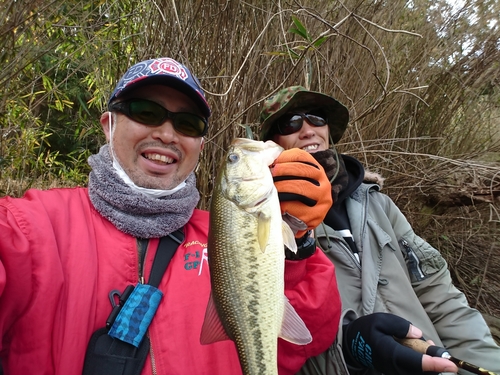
[241,176,265,182]
[248,187,274,208]
[254,196,269,206]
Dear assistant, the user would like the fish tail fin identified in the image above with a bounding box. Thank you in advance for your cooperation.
[278,296,312,345]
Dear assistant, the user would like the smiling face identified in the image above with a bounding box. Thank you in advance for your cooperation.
[271,116,330,153]
[100,84,205,190]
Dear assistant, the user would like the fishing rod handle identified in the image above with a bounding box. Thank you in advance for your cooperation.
[397,338,450,358]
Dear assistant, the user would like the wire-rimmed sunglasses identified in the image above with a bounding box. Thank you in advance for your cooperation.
[277,112,328,135]
[109,98,208,137]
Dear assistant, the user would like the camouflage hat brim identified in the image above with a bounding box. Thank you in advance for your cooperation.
[260,89,349,143]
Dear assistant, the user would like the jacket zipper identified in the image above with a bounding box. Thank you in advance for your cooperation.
[139,239,148,284]
[150,335,157,375]
[337,238,362,269]
[400,239,425,280]
[318,222,362,269]
[336,237,361,270]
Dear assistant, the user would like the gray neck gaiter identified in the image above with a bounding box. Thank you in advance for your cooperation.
[87,144,199,238]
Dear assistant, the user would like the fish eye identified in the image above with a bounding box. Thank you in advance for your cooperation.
[228,153,239,163]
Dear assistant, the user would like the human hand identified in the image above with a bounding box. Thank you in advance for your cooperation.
[271,148,332,238]
[342,312,458,375]
[401,336,459,373]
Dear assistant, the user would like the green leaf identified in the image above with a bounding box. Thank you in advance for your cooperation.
[77,95,92,116]
[313,36,328,48]
[244,125,254,140]
[42,75,53,91]
[264,51,284,56]
[289,16,310,41]
[287,48,300,59]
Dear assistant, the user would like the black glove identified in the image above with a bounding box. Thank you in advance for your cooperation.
[342,313,432,375]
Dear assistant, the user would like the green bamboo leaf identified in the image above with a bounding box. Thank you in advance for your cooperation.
[264,51,291,57]
[289,16,310,41]
[54,100,64,112]
[41,75,53,91]
[244,125,254,140]
[77,95,92,116]
[21,91,45,99]
[313,36,328,48]
[287,48,301,59]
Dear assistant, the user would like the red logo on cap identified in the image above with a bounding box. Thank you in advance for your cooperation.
[149,58,188,80]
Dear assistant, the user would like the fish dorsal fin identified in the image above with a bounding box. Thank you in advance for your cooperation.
[282,221,297,254]
[200,293,231,345]
[278,296,312,345]
[257,212,271,253]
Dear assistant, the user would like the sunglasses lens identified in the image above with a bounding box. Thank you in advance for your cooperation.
[277,112,328,135]
[112,99,207,137]
[126,100,167,125]
[305,114,327,127]
[278,114,303,135]
[173,113,207,137]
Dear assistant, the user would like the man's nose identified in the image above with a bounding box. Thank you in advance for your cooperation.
[151,119,179,142]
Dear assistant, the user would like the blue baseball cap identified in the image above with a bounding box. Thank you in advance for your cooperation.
[108,57,211,118]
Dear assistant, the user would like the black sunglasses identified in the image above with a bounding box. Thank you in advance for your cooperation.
[276,112,328,136]
[109,98,208,137]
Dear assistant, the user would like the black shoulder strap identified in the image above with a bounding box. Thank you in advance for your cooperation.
[147,228,184,288]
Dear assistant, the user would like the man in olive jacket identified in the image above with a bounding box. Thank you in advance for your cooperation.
[260,85,500,375]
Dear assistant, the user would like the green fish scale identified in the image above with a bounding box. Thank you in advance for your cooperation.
[209,194,282,375]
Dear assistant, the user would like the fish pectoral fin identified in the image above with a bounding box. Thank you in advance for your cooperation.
[282,221,297,253]
[200,293,231,345]
[278,296,312,345]
[257,212,271,253]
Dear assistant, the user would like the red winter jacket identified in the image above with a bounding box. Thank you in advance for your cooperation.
[0,187,341,375]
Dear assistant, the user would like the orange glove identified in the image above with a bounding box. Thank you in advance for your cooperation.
[271,148,333,238]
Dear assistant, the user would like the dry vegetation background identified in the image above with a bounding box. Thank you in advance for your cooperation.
[1,0,499,341]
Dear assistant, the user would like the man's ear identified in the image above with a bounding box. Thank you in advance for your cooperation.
[100,112,112,141]
[200,137,205,151]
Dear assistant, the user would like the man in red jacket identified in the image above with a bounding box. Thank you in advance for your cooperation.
[0,58,340,375]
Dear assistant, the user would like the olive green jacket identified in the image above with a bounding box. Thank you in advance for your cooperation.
[298,182,500,375]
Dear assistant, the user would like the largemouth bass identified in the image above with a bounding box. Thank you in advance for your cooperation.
[200,138,312,375]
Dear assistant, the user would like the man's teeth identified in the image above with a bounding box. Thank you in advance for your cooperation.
[145,153,174,164]
[302,145,318,151]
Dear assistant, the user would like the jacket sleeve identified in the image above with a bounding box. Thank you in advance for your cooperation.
[278,247,342,375]
[0,203,34,352]
[299,306,360,375]
[384,193,500,373]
